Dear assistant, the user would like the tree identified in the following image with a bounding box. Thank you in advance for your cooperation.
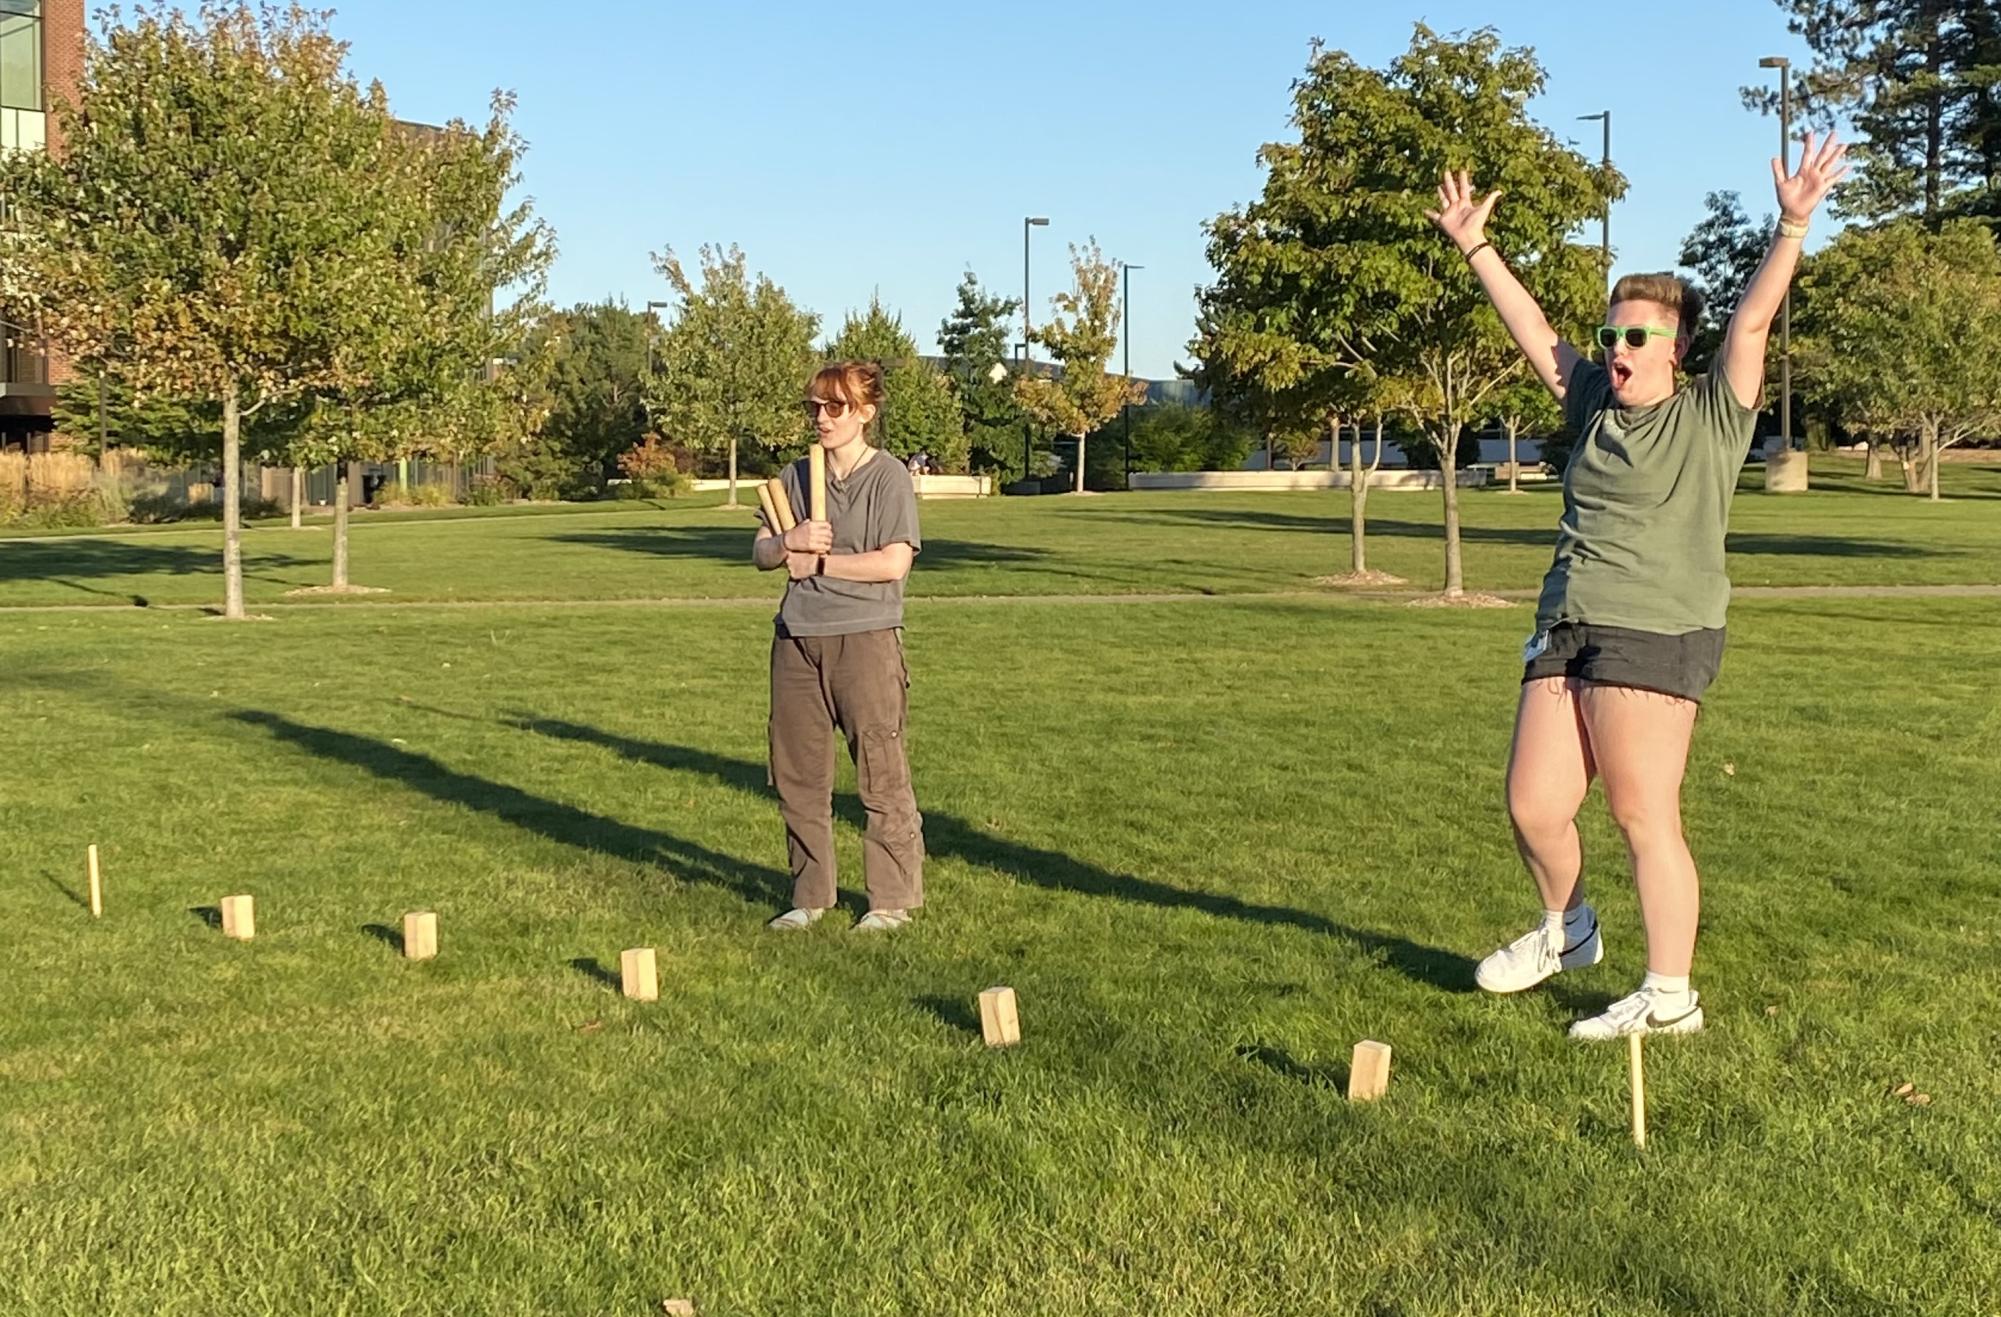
[1117,401,1255,473]
[1198,27,1614,597]
[289,101,554,593]
[937,272,1027,480]
[1484,371,1562,494]
[827,297,965,470]
[1013,241,1147,495]
[1678,191,1771,375]
[1796,217,2001,499]
[1754,1,2000,225]
[0,3,429,618]
[530,301,657,496]
[648,245,818,507]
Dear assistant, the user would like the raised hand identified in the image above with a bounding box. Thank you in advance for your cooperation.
[1774,131,1849,224]
[1425,170,1502,254]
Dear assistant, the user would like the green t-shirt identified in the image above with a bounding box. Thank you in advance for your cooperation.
[1535,362,1759,635]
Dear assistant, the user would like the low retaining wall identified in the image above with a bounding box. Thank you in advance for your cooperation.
[690,473,990,498]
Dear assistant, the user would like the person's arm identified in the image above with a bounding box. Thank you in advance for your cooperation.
[1426,170,1586,399]
[754,518,833,571]
[784,542,914,584]
[1719,131,1849,409]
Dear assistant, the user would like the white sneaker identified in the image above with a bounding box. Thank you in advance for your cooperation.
[1568,986,1704,1042]
[1474,910,1602,994]
[851,908,911,934]
[766,907,828,932]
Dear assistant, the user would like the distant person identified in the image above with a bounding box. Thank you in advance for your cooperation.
[1427,132,1848,1039]
[752,361,925,933]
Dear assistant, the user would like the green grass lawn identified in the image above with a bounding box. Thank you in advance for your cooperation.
[4,455,1999,610]
[3,562,1998,1311]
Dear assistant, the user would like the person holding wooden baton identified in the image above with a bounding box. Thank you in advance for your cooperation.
[752,361,925,932]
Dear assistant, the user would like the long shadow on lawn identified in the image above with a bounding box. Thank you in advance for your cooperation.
[0,538,316,597]
[509,714,1475,993]
[228,711,789,909]
[549,526,1058,573]
[1088,507,1941,559]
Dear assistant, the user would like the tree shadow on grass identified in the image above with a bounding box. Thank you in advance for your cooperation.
[506,714,1477,994]
[547,526,1059,573]
[0,538,317,598]
[226,711,790,911]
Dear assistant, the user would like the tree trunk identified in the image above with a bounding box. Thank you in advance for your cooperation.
[1347,420,1368,573]
[1864,446,1883,481]
[222,392,245,620]
[1075,430,1087,494]
[1506,419,1521,494]
[727,438,739,508]
[1900,446,1922,494]
[1440,423,1465,598]
[1928,426,1943,502]
[290,465,304,529]
[333,464,351,588]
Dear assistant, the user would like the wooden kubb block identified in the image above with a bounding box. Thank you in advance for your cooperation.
[1348,1039,1392,1102]
[402,911,438,961]
[978,986,1021,1048]
[621,948,659,1002]
[220,894,256,941]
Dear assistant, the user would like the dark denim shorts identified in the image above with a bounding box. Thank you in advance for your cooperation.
[1521,622,1726,703]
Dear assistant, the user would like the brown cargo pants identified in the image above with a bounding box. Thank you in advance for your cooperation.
[768,629,925,912]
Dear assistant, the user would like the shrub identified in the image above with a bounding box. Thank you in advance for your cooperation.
[464,475,512,506]
[614,436,690,499]
[374,481,454,508]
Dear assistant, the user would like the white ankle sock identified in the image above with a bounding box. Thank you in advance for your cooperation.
[1642,971,1692,1007]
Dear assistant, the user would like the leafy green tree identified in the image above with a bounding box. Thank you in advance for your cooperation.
[1484,371,1563,494]
[827,298,965,470]
[937,272,1026,480]
[1796,217,2001,499]
[1013,241,1147,495]
[1112,401,1254,473]
[648,244,818,507]
[1753,1,2001,224]
[1198,26,1615,596]
[1678,191,1772,376]
[513,301,654,497]
[0,2,425,617]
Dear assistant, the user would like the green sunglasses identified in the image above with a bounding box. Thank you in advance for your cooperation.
[1596,324,1678,351]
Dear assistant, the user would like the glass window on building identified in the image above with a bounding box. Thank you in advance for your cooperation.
[0,1,42,115]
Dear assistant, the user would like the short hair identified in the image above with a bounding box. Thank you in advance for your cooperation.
[1608,273,1705,339]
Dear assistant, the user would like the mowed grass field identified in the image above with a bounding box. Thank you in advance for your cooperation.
[3,456,1999,609]
[2,470,1999,1314]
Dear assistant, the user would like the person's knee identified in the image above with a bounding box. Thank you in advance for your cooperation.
[1508,782,1577,843]
[1605,790,1682,846]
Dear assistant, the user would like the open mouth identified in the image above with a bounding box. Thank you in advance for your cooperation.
[1610,360,1635,390]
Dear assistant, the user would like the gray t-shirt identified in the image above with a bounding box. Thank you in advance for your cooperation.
[1536,362,1758,635]
[763,448,921,638]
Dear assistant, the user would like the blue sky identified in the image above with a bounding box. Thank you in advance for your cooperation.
[170,1,1818,378]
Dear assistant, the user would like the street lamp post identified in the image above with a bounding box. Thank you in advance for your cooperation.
[1577,111,1611,291]
[1121,262,1143,489]
[1021,216,1049,486]
[1759,57,1795,463]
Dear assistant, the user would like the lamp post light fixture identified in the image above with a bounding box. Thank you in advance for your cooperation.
[1120,261,1144,489]
[1577,111,1611,292]
[1758,56,1796,466]
[1021,216,1050,485]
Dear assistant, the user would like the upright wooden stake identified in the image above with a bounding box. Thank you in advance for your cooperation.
[220,894,255,941]
[87,845,102,918]
[1348,1039,1392,1102]
[402,911,438,961]
[1628,1033,1647,1148]
[977,986,1021,1047]
[621,947,659,1002]
[809,443,827,522]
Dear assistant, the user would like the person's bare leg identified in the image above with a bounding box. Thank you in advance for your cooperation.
[1580,684,1700,976]
[1478,677,1604,994]
[1506,677,1596,912]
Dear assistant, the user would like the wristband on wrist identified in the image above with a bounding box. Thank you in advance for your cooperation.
[1776,216,1809,241]
[1463,240,1493,263]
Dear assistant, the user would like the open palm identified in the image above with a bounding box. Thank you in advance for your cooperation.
[1775,131,1849,223]
[1426,170,1501,252]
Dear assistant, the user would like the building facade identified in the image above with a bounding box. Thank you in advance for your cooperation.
[2,0,85,449]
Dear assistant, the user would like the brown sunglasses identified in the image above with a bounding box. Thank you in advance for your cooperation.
[801,398,851,418]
